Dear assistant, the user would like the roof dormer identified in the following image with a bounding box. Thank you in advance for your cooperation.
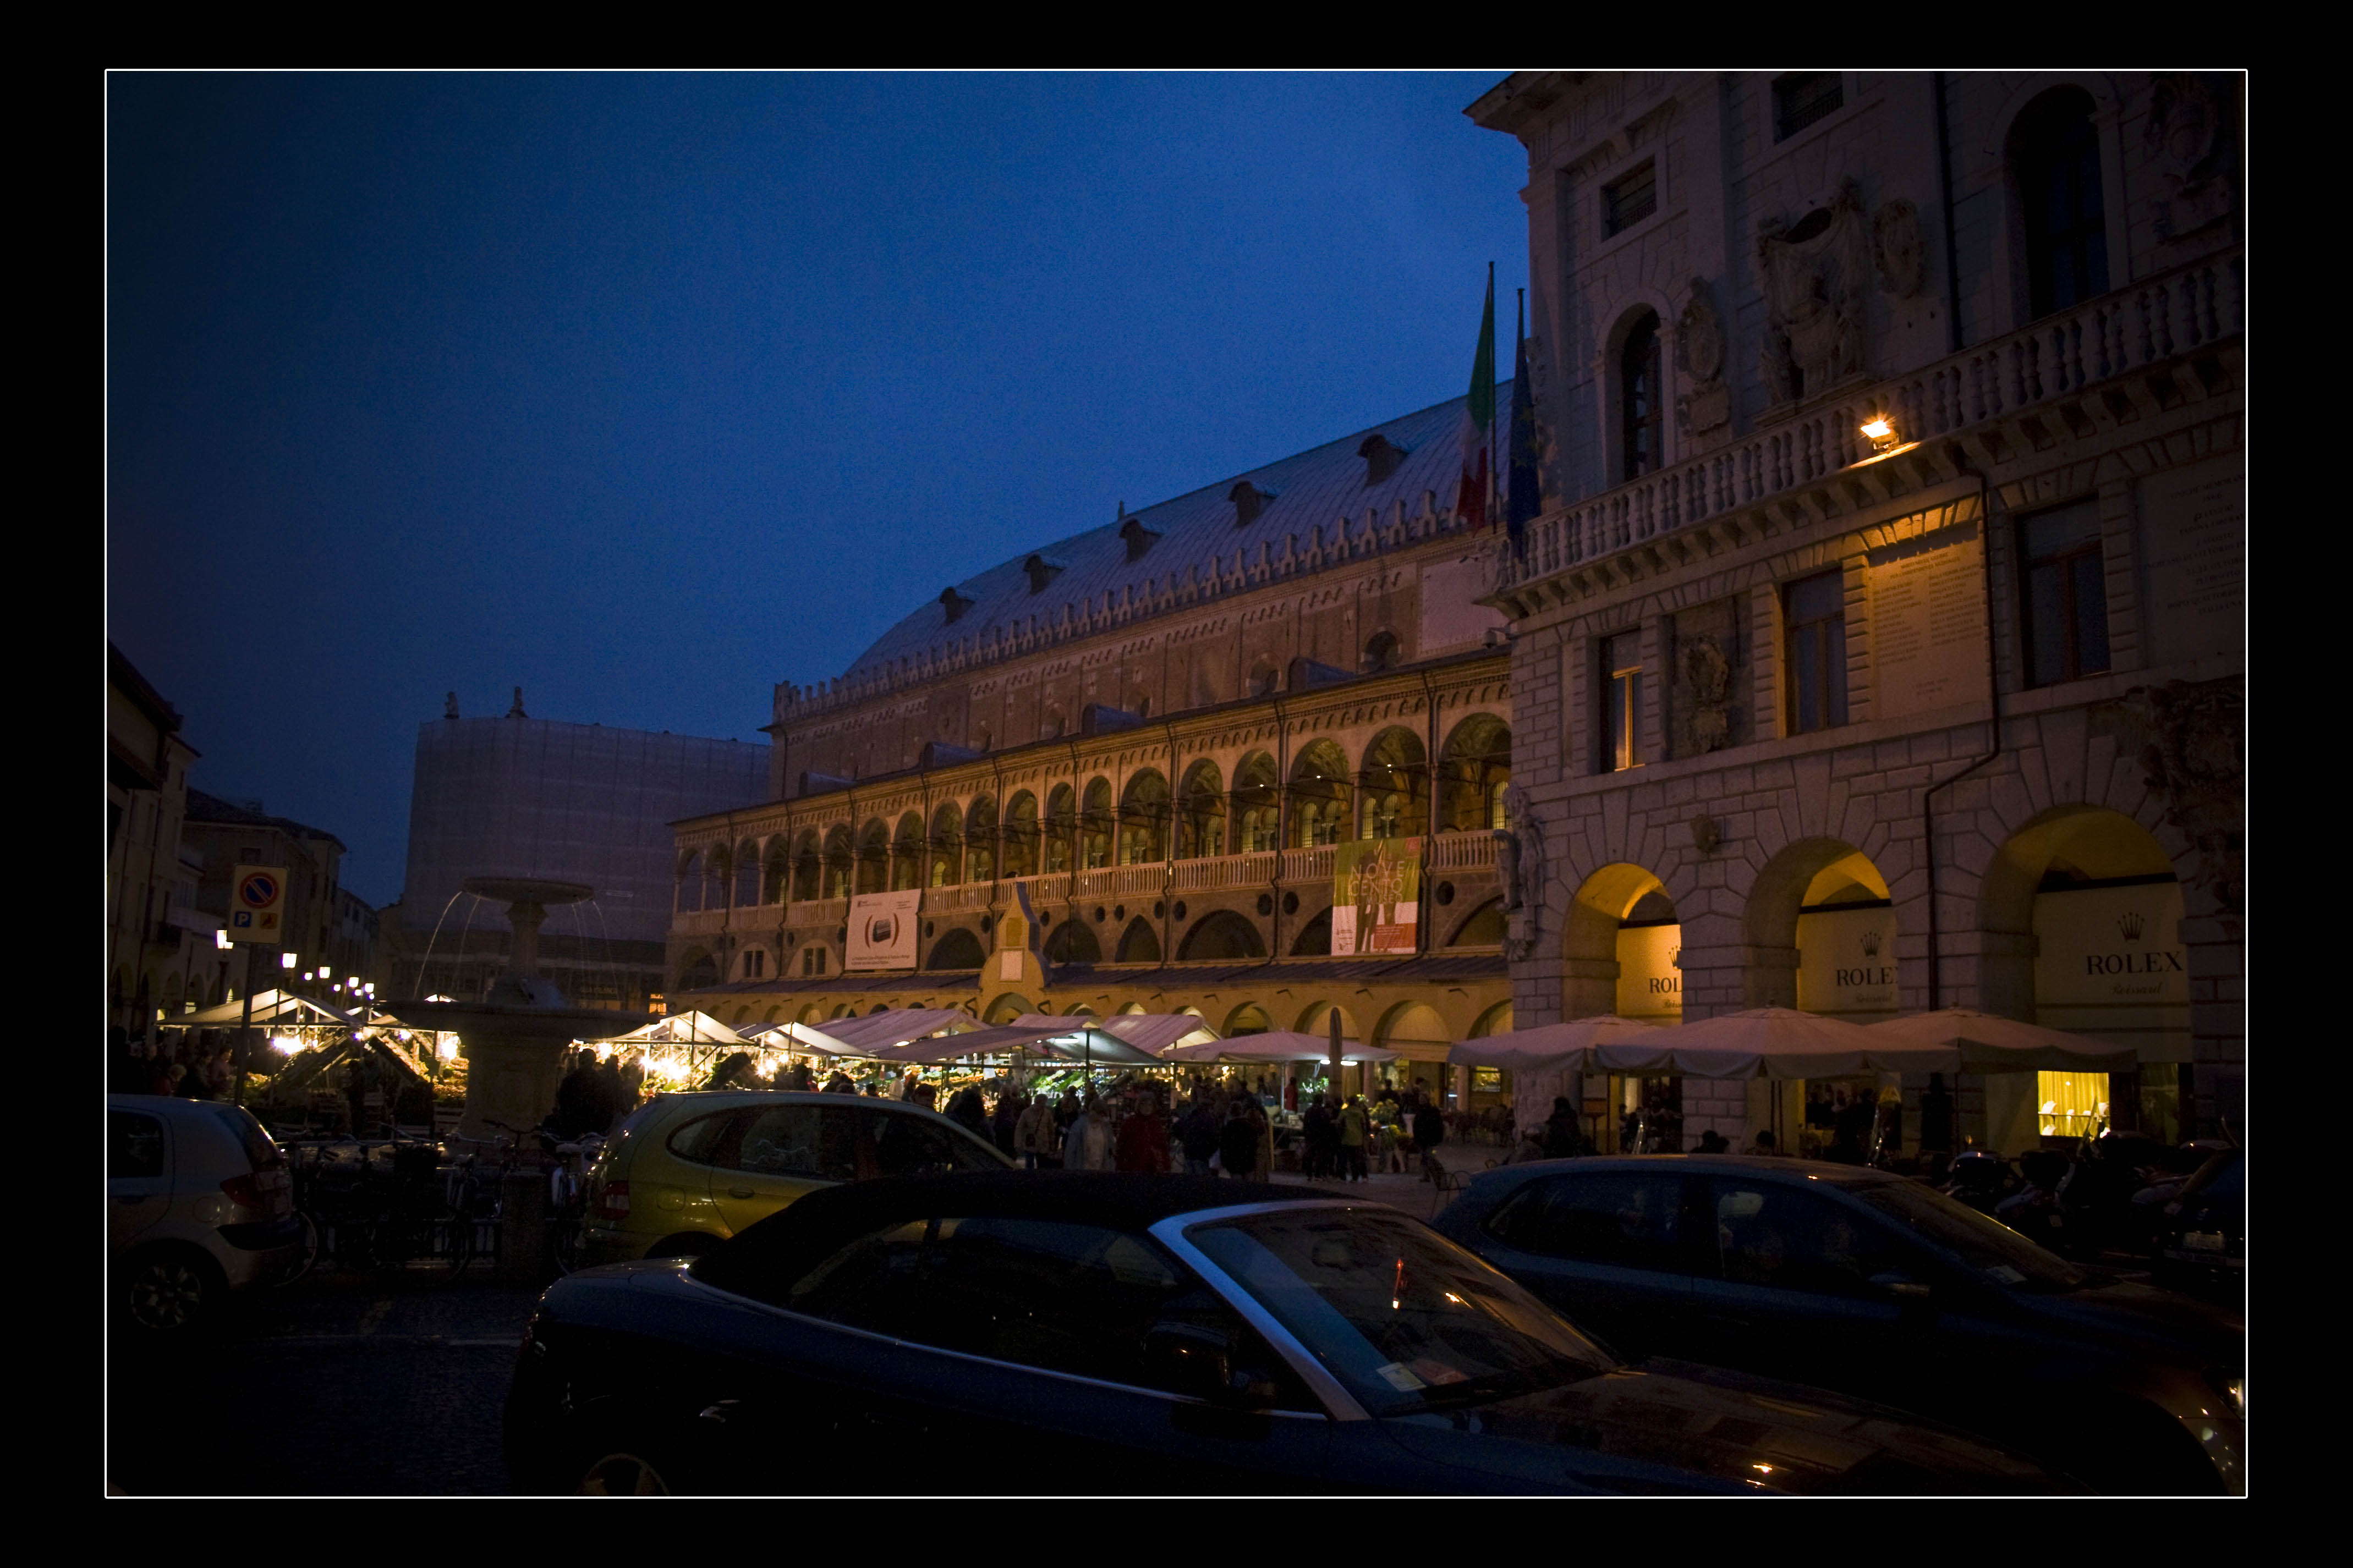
[940,586,976,624]
[1023,554,1066,594]
[1119,510,1160,562]
[1357,432,1409,485]
[1230,480,1276,527]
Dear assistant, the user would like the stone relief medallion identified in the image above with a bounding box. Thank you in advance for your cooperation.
[1681,637,1731,752]
[2147,73,2236,241]
[1676,276,1731,434]
[1755,179,1873,406]
[1872,198,1926,296]
[2092,676,2244,916]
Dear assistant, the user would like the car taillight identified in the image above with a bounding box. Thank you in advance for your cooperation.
[221,1174,262,1214]
[597,1180,630,1222]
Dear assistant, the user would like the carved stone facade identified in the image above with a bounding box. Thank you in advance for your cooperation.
[1470,70,2245,1145]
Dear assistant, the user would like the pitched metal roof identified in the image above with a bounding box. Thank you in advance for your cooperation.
[837,383,1510,684]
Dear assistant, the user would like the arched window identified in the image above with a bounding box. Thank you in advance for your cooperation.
[1080,778,1114,870]
[1247,661,1279,698]
[1357,728,1428,840]
[821,826,853,899]
[1289,740,1351,849]
[1438,714,1512,833]
[791,829,822,902]
[1118,770,1170,864]
[1235,752,1280,852]
[854,820,890,894]
[1176,761,1226,860]
[1003,792,1040,878]
[928,803,964,888]
[1362,631,1400,674]
[2011,87,2110,320]
[1044,784,1077,873]
[964,796,998,883]
[891,813,925,891]
[1620,311,1663,481]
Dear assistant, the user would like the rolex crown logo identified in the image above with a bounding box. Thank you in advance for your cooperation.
[1860,929,1882,958]
[2118,910,2146,942]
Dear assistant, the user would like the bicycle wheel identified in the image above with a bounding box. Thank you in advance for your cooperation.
[551,1213,584,1276]
[284,1211,323,1285]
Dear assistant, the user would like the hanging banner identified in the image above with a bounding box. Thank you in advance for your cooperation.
[1331,837,1422,955]
[846,890,921,972]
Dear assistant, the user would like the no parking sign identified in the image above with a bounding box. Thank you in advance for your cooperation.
[227,864,290,944]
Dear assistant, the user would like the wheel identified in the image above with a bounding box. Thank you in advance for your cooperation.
[283,1212,323,1285]
[552,1217,584,1276]
[121,1247,225,1332]
[578,1451,672,1496]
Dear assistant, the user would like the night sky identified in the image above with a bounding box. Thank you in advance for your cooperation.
[107,72,1529,906]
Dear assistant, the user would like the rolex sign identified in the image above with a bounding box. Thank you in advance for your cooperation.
[1796,906,1900,1018]
[2033,883,2189,1008]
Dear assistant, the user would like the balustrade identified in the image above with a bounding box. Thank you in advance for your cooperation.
[1428,830,1500,873]
[1499,249,2242,591]
[1279,844,1335,883]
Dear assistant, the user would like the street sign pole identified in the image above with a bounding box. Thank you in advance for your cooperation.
[233,942,257,1107]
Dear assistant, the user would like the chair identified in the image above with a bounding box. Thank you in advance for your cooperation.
[1424,1152,1471,1211]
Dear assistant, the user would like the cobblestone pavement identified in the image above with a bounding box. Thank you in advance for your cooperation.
[108,1266,545,1496]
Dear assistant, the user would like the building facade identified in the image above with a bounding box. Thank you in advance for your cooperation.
[670,395,1524,1096]
[107,643,217,1037]
[391,707,768,1011]
[183,790,352,1000]
[1468,71,2242,1149]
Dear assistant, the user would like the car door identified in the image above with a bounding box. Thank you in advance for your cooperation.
[716,1212,1334,1490]
[109,1108,171,1251]
[1681,1176,1913,1398]
[1469,1170,1699,1360]
[705,1104,843,1236]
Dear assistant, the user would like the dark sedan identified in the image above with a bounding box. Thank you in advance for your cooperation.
[505,1171,2060,1495]
[1431,1156,2242,1494]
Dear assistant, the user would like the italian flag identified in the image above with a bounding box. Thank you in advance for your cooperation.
[1456,264,1496,530]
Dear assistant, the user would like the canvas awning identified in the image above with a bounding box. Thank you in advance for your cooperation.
[776,1008,977,1057]
[1015,1013,1219,1055]
[1600,1006,1955,1080]
[1161,1030,1401,1065]
[865,1025,1067,1064]
[1868,1009,2138,1073]
[594,1010,748,1047]
[174,989,360,1030]
[1449,1016,1663,1071]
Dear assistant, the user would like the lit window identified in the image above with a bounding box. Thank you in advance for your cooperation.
[1784,571,1849,735]
[1601,631,1644,772]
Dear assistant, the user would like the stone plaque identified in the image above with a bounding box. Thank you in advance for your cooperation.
[2136,455,2244,669]
[1866,516,1988,722]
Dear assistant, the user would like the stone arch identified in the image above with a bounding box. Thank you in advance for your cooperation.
[675,947,718,991]
[1290,738,1351,849]
[1289,907,1332,955]
[1293,1001,1358,1037]
[1564,862,1679,1020]
[1357,727,1428,840]
[676,849,704,912]
[984,993,1032,1025]
[796,1004,821,1025]
[1985,75,2130,334]
[1374,1000,1453,1052]
[763,1005,782,1024]
[1177,909,1265,961]
[1044,783,1078,873]
[964,795,998,883]
[1224,1002,1273,1036]
[703,844,731,910]
[854,819,890,894]
[1361,629,1400,673]
[1117,1001,1148,1015]
[1045,917,1101,965]
[1079,776,1115,870]
[1003,791,1040,878]
[1118,768,1170,864]
[891,812,926,890]
[828,1002,854,1020]
[821,824,854,898]
[1436,712,1512,832]
[791,828,822,901]
[734,840,762,907]
[731,1004,754,1025]
[1114,917,1162,963]
[1446,897,1507,948]
[1176,760,1226,860]
[925,926,986,971]
[763,837,791,904]
[1468,1000,1514,1038]
[928,801,964,888]
[1743,838,1896,1016]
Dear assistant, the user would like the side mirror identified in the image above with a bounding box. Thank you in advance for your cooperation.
[1144,1322,1278,1409]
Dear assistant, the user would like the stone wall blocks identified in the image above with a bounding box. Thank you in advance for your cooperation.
[1908,732,1952,765]
[1831,749,1873,779]
[1875,741,1912,771]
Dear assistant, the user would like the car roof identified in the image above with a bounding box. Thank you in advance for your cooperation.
[693,1171,1329,1292]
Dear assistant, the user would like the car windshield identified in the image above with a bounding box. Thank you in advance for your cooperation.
[1185,1206,1612,1417]
[1851,1180,2085,1292]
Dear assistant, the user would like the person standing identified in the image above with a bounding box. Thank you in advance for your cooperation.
[1543,1096,1585,1159]
[1063,1095,1114,1172]
[1178,1097,1220,1176]
[1411,1093,1446,1180]
[1015,1092,1056,1170]
[1217,1099,1261,1182]
[1300,1096,1332,1180]
[991,1087,1024,1158]
[1337,1097,1369,1183]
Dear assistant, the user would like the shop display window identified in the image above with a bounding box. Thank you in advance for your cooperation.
[2037,1070,2109,1140]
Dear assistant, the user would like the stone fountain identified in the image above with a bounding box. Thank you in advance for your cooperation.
[387,876,650,1144]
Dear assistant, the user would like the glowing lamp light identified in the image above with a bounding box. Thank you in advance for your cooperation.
[303,971,315,982]
[1860,414,1899,454]
[281,953,299,970]
[271,1035,301,1054]
[437,1037,459,1060]
[215,929,233,951]
[319,964,332,979]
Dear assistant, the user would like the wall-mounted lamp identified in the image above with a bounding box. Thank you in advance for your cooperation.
[215,929,232,951]
[281,952,299,970]
[1860,414,1899,454]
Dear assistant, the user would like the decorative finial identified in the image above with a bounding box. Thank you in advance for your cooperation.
[508,686,526,718]
[443,691,459,720]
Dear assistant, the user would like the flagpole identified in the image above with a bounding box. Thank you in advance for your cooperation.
[1488,262,1498,526]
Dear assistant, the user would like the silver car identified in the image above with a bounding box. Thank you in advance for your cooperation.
[109,1094,303,1330]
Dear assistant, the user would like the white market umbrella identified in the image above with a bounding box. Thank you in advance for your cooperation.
[1017,1013,1219,1055]
[777,1007,975,1057]
[1449,1016,1663,1072]
[1869,1009,2136,1074]
[179,989,360,1029]
[1161,1030,1401,1065]
[1622,1006,1953,1080]
[597,1010,748,1048]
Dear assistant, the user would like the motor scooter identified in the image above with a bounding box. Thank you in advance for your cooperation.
[1994,1150,2078,1257]
[1940,1149,2016,1215]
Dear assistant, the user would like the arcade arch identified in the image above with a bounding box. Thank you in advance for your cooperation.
[1177,909,1265,961]
[1437,714,1512,832]
[1358,727,1428,840]
[1563,862,1681,1021]
[1290,740,1351,849]
[1176,761,1226,860]
[1235,752,1280,852]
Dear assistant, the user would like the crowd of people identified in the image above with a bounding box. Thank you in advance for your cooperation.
[109,1026,234,1099]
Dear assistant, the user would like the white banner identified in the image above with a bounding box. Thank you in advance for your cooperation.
[847,890,921,972]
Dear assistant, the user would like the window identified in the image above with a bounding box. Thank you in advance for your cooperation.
[801,946,827,976]
[1601,161,1657,237]
[1704,1179,1904,1299]
[2013,88,2109,319]
[2019,500,2111,687]
[1619,312,1663,480]
[1773,73,1844,141]
[870,1108,1003,1176]
[1362,631,1399,673]
[110,1111,165,1179]
[742,949,765,979]
[1247,663,1279,698]
[1784,571,1849,735]
[1600,630,1643,772]
[1486,1172,1690,1272]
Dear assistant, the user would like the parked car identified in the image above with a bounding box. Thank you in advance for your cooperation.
[2155,1150,2244,1289]
[575,1091,1012,1268]
[507,1172,2062,1495]
[109,1093,303,1330]
[1432,1156,2243,1494]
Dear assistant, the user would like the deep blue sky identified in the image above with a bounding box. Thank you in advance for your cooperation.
[108,72,1529,906]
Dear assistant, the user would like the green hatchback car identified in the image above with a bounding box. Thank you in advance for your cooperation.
[578,1091,1013,1267]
